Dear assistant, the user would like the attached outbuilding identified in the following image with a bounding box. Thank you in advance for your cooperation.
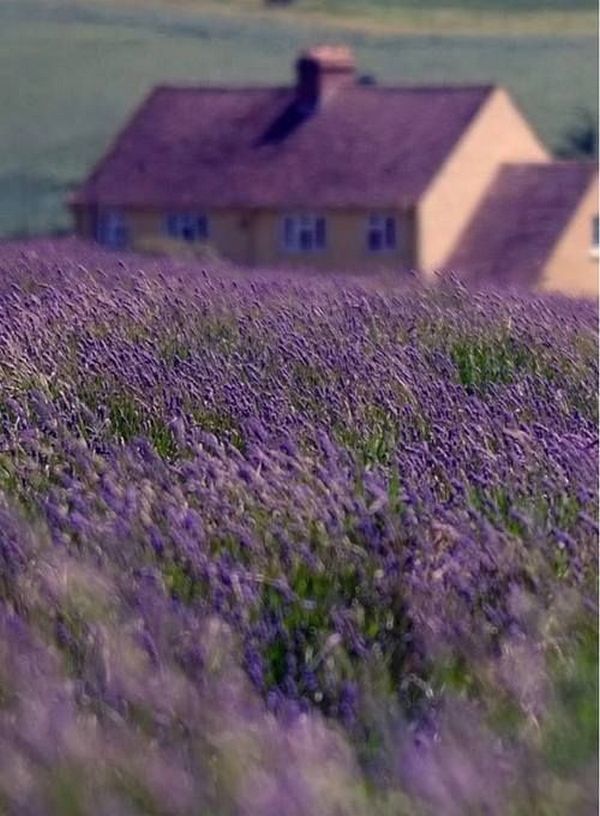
[445,162,599,298]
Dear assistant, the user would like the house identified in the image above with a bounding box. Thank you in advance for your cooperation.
[69,45,599,295]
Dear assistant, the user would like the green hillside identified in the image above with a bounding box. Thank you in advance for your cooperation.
[80,0,598,35]
[288,0,595,9]
[0,0,597,237]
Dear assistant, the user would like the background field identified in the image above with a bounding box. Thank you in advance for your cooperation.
[79,0,598,33]
[1,0,597,237]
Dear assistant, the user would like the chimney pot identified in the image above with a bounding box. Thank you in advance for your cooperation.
[295,45,355,110]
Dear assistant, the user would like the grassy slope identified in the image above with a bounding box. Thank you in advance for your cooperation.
[0,0,597,237]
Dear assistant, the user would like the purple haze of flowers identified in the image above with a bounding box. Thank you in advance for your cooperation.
[0,237,596,814]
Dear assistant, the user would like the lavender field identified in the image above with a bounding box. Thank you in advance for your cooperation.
[0,239,597,815]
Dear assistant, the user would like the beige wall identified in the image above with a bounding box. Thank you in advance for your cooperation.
[539,177,599,298]
[74,207,252,264]
[75,205,416,272]
[250,208,413,272]
[128,209,252,264]
[419,88,550,276]
[123,209,238,262]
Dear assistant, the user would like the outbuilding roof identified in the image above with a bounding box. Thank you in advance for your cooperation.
[71,83,494,209]
[445,162,597,287]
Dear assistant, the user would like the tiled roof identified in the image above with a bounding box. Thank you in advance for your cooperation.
[446,162,598,287]
[71,83,494,209]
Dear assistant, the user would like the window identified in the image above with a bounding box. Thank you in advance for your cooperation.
[96,210,128,249]
[281,214,326,252]
[367,214,397,252]
[166,213,208,242]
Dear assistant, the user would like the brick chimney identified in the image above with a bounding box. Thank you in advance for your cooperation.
[295,45,356,110]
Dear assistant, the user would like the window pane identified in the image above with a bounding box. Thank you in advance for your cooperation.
[97,211,127,249]
[315,217,326,249]
[166,212,208,242]
[385,217,396,249]
[368,229,382,252]
[299,227,313,251]
[282,214,325,252]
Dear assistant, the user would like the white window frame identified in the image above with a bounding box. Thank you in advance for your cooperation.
[281,214,327,253]
[96,210,128,249]
[366,214,397,253]
[165,212,209,243]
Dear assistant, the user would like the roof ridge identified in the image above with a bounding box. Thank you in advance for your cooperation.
[361,83,496,92]
[152,84,290,93]
[150,82,496,94]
